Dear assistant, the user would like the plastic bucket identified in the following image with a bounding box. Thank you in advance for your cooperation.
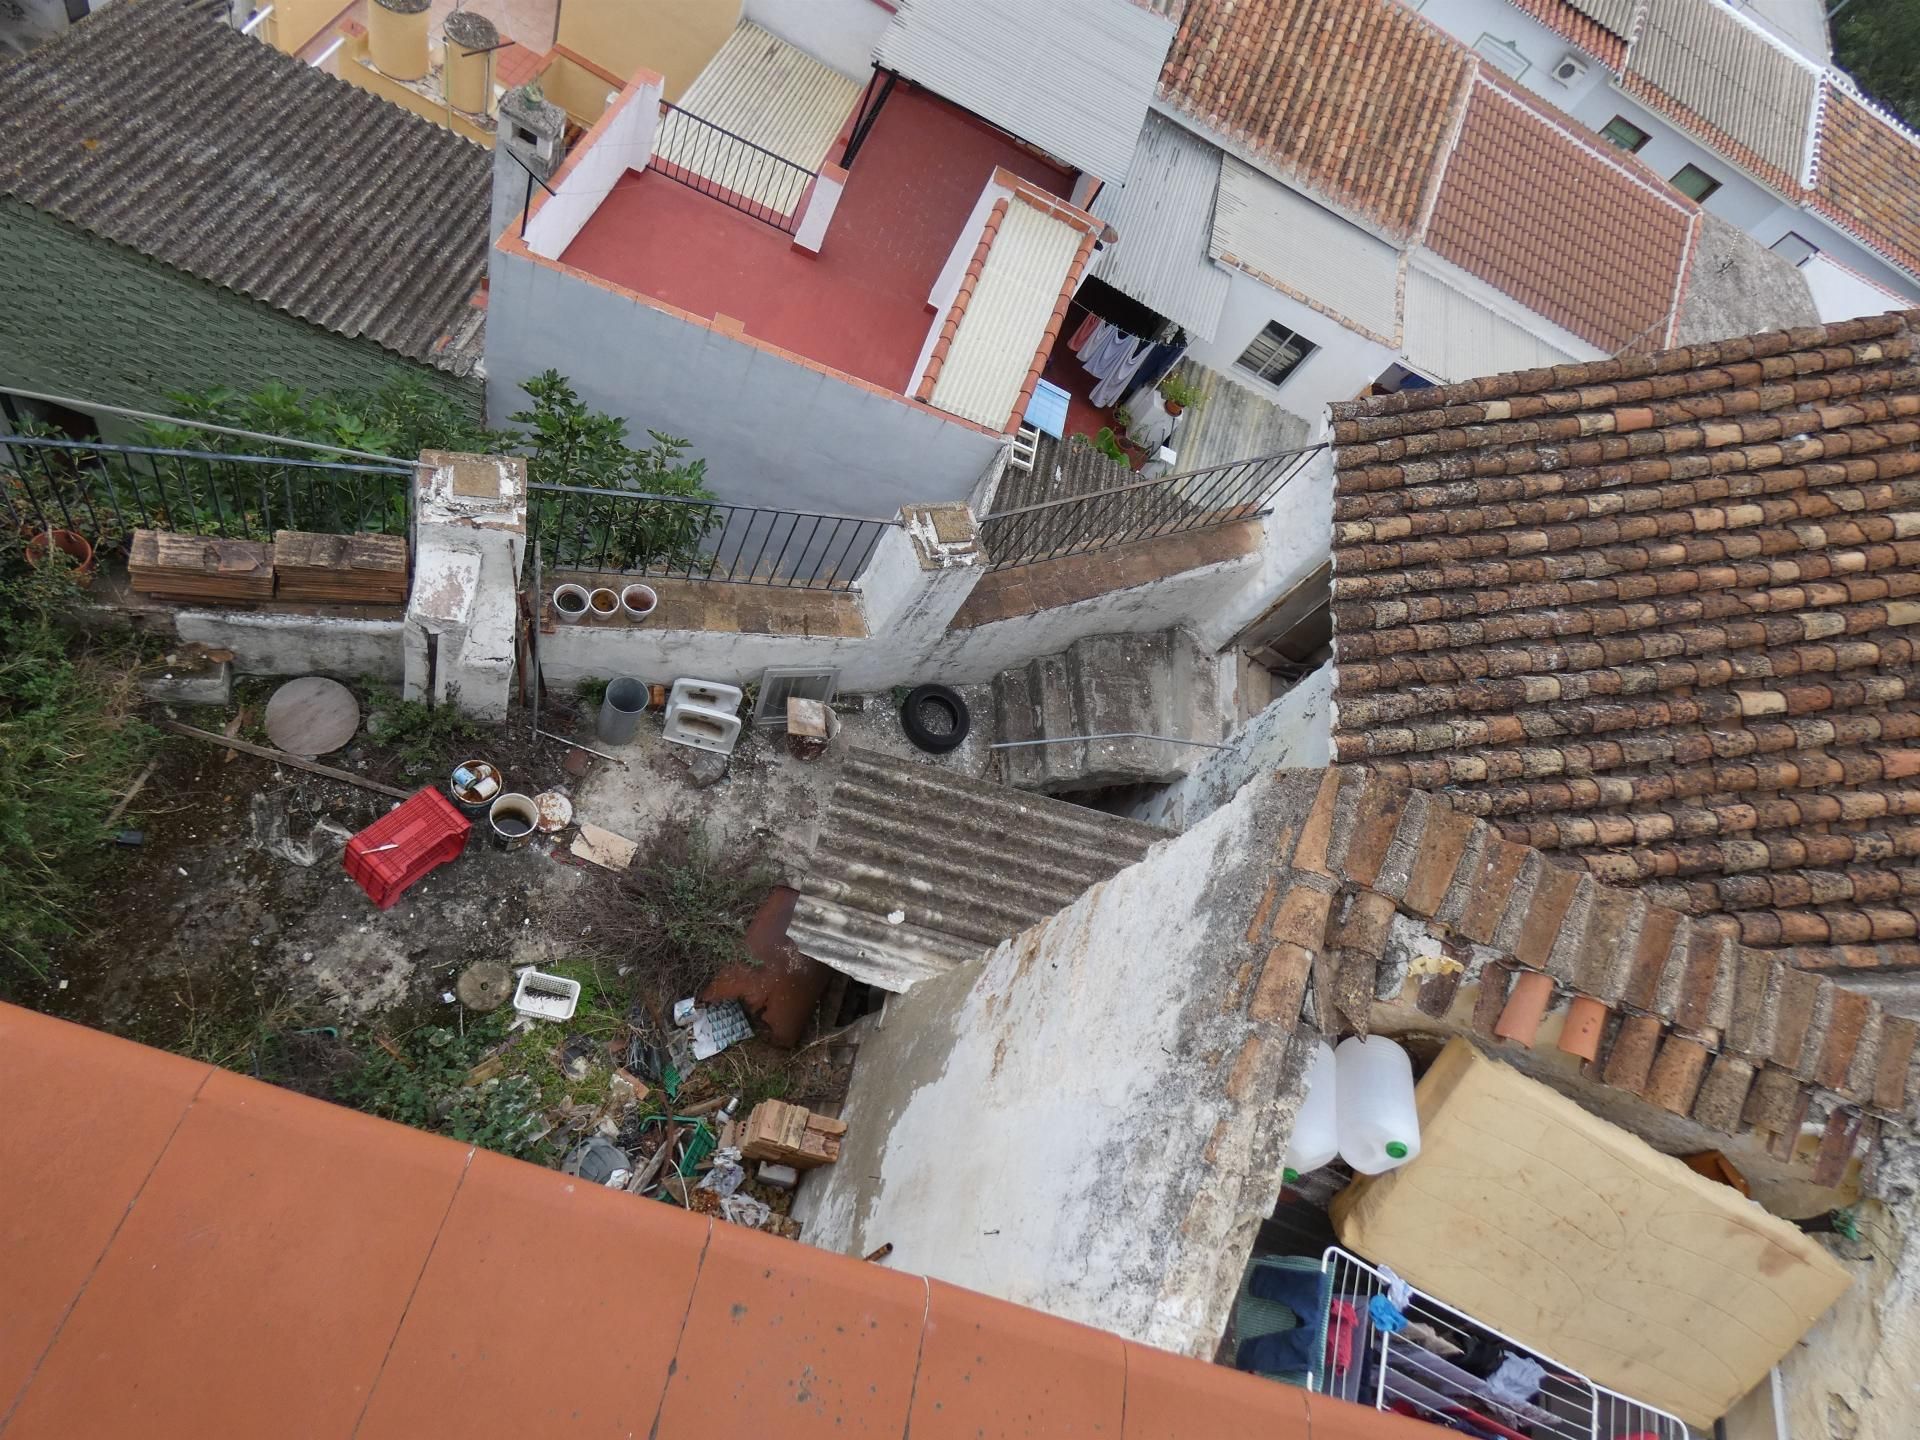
[552,584,589,624]
[487,793,540,849]
[620,583,658,621]
[587,587,621,623]
[597,676,650,745]
[448,759,502,819]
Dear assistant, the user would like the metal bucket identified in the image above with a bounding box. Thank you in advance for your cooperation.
[487,793,539,849]
[448,760,502,819]
[597,676,650,745]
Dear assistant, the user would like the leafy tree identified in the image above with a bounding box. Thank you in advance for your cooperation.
[1833,0,1920,128]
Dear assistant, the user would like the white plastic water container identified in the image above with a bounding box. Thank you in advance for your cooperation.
[1283,1040,1339,1182]
[1335,1035,1421,1175]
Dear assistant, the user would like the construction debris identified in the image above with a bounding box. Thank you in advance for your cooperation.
[570,821,638,871]
[271,530,408,606]
[740,1099,845,1170]
[128,529,272,602]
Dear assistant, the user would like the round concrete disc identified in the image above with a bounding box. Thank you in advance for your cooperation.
[458,962,514,1013]
[534,791,573,833]
[264,677,360,757]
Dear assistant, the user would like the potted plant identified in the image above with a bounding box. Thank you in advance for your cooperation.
[619,583,658,622]
[552,582,590,623]
[1157,374,1202,418]
[24,525,95,585]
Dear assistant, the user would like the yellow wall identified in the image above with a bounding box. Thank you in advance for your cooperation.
[338,40,495,148]
[259,0,352,55]
[541,51,620,128]
[553,0,740,101]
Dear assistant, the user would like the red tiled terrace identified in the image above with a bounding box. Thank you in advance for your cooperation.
[558,83,1076,396]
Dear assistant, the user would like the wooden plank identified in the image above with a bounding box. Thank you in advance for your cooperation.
[129,529,274,601]
[272,530,408,605]
[159,719,412,800]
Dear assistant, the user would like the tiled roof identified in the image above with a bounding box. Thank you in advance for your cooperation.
[1499,0,1628,68]
[1325,312,1920,973]
[0,0,491,370]
[1277,766,1914,1190]
[1158,0,1475,239]
[1622,0,1820,195]
[1424,72,1698,352]
[0,1002,1410,1438]
[1810,87,1920,281]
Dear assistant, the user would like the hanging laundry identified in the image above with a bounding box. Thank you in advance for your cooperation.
[1068,310,1100,351]
[1485,1354,1547,1407]
[1090,336,1153,408]
[1076,320,1131,375]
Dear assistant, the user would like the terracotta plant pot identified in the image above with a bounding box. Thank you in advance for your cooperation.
[587,587,621,622]
[552,583,590,624]
[25,527,94,584]
[619,583,658,622]
[1163,400,1183,417]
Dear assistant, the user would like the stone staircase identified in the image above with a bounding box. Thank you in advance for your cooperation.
[789,749,1166,990]
[992,628,1222,794]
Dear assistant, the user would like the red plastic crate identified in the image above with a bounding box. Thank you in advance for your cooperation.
[342,788,471,910]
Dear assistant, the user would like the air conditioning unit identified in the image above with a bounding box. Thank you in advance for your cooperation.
[1551,52,1589,85]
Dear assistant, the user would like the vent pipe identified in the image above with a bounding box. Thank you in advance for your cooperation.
[369,0,430,82]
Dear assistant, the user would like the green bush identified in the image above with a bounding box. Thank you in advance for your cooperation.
[0,540,151,985]
[338,1011,547,1159]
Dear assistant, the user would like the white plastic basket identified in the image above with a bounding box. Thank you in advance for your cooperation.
[512,968,581,1022]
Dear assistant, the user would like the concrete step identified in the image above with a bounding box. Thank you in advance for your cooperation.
[992,627,1221,794]
[791,748,1166,990]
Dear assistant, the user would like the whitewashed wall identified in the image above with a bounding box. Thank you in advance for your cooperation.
[743,0,890,81]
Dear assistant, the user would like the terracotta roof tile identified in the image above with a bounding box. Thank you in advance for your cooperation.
[1499,0,1628,68]
[1158,0,1474,238]
[1426,72,1696,353]
[1329,312,1920,971]
[1811,87,1920,281]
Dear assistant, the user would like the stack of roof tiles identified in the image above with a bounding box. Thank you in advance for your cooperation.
[1327,312,1920,974]
[1269,766,1914,1189]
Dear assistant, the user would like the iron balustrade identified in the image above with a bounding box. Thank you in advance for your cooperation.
[530,481,893,590]
[978,444,1325,571]
[647,101,817,234]
[0,433,415,549]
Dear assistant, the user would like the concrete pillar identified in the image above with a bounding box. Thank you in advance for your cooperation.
[839,503,986,689]
[405,451,528,723]
[792,162,848,255]
[490,85,568,245]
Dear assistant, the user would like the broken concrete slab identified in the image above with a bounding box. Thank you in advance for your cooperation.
[570,822,637,871]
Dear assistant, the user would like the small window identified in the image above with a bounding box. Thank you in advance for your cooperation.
[514,126,539,147]
[1600,115,1650,153]
[1472,33,1530,79]
[1670,163,1721,202]
[1236,322,1317,388]
[1772,231,1819,266]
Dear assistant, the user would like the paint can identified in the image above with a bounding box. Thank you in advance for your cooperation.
[448,760,503,819]
[487,793,540,849]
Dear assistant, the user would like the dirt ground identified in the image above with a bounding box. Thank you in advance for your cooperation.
[33,676,995,1142]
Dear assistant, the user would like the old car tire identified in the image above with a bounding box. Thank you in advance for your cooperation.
[900,684,970,754]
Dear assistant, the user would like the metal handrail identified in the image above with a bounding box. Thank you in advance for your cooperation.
[0,385,409,464]
[986,442,1325,519]
[0,433,411,475]
[647,100,817,234]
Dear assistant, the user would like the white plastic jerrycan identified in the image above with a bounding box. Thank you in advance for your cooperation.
[1335,1035,1421,1175]
[1282,1039,1339,1182]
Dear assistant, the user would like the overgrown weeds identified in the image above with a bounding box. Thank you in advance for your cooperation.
[339,1009,549,1159]
[580,819,775,998]
[364,688,483,771]
[0,538,152,988]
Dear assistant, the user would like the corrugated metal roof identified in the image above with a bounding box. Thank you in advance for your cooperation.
[875,0,1175,180]
[663,19,861,211]
[1624,0,1818,183]
[0,0,491,371]
[789,749,1165,990]
[929,198,1087,431]
[1402,267,1580,384]
[1209,158,1401,341]
[1089,113,1231,340]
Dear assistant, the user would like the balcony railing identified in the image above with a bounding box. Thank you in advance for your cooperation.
[530,481,893,590]
[647,101,817,235]
[978,444,1325,571]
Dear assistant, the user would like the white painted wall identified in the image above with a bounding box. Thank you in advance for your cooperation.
[522,74,664,260]
[1408,0,1612,109]
[1126,663,1332,829]
[1198,445,1335,652]
[1182,268,1396,438]
[487,246,1003,517]
[743,0,889,82]
[173,611,405,684]
[1800,253,1915,322]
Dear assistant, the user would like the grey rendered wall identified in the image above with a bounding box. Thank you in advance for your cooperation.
[486,246,1003,517]
[0,201,482,418]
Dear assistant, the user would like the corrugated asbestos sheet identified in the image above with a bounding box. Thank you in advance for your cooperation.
[666,21,861,199]
[788,749,1166,990]
[0,0,491,370]
[875,0,1175,180]
[1568,0,1641,35]
[1209,158,1401,340]
[1625,0,1817,181]
[1402,267,1579,384]
[929,199,1086,432]
[1090,113,1231,341]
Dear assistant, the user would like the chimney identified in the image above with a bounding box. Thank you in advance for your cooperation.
[442,10,498,117]
[490,85,568,245]
[368,0,431,83]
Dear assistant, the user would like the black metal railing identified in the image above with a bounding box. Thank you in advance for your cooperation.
[977,444,1325,571]
[648,101,816,234]
[0,433,416,549]
[530,482,893,590]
